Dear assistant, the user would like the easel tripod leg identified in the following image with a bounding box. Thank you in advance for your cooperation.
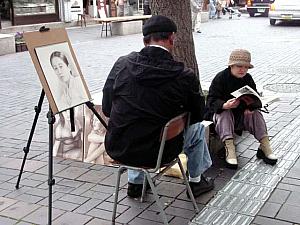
[16,90,45,189]
[47,107,56,225]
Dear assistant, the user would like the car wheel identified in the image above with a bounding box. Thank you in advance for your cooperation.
[249,12,255,17]
[270,19,276,25]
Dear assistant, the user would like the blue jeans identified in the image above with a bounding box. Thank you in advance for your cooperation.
[128,122,212,184]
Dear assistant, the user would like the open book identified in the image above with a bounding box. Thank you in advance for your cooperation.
[231,85,279,111]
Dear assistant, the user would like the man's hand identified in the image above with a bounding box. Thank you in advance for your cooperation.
[223,98,240,109]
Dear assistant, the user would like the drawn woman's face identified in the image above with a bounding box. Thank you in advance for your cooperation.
[51,57,71,83]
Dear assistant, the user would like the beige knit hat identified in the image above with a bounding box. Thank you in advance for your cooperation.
[228,49,254,69]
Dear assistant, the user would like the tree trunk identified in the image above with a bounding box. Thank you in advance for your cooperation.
[150,0,201,87]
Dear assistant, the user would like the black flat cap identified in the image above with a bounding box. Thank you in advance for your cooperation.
[142,15,177,36]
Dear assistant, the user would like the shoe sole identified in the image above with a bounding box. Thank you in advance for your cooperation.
[257,148,277,165]
[225,161,238,169]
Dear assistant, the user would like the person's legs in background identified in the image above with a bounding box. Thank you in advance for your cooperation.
[194,11,202,33]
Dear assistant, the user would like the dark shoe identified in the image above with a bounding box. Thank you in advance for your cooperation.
[196,30,202,33]
[257,148,278,165]
[187,175,214,198]
[127,182,151,198]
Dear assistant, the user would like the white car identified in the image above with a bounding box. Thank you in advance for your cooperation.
[269,0,300,25]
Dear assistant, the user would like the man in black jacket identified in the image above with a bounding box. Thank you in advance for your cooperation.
[102,15,214,198]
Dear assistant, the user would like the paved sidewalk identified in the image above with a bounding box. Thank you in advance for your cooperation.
[0,15,300,224]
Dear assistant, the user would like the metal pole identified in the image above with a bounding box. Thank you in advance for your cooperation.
[47,107,56,225]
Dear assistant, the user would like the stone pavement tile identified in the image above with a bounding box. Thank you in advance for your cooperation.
[118,192,153,210]
[268,189,290,204]
[0,201,40,220]
[281,177,300,186]
[80,189,112,201]
[236,143,250,154]
[240,149,257,159]
[96,200,129,214]
[169,216,191,225]
[0,188,12,197]
[5,187,32,199]
[76,169,111,183]
[52,211,92,225]
[0,197,17,211]
[0,216,17,225]
[286,167,300,179]
[86,207,114,220]
[97,172,129,187]
[2,158,46,173]
[129,217,164,225]
[35,164,68,176]
[253,216,293,225]
[164,206,195,220]
[90,184,115,194]
[147,196,173,212]
[138,210,173,224]
[52,199,79,211]
[70,182,96,196]
[276,204,300,224]
[56,179,84,189]
[115,207,144,224]
[177,188,217,205]
[15,178,44,188]
[73,198,103,214]
[59,193,89,205]
[53,184,76,194]
[277,183,300,193]
[155,182,185,198]
[285,191,300,206]
[13,193,44,204]
[37,192,65,206]
[257,202,281,218]
[170,199,204,211]
[22,206,65,225]
[86,217,122,225]
[55,166,90,180]
[16,221,37,225]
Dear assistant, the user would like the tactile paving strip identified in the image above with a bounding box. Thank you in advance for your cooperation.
[190,114,300,225]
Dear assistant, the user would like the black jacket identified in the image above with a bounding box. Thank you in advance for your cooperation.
[204,68,257,133]
[102,46,205,167]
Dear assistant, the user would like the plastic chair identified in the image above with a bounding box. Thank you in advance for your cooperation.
[111,112,199,225]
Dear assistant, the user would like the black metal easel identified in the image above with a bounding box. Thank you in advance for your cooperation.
[16,92,107,224]
[15,26,108,225]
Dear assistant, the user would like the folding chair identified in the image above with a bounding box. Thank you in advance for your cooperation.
[112,112,199,225]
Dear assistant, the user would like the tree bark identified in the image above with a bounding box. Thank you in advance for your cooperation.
[150,0,201,87]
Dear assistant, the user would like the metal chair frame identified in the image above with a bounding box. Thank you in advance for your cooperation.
[111,113,199,225]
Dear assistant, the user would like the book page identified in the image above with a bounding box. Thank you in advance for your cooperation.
[231,85,261,100]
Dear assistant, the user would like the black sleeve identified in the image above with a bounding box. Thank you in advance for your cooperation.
[206,75,227,114]
[186,74,205,124]
[102,59,122,117]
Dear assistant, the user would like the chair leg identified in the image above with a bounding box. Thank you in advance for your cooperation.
[178,158,200,213]
[112,166,127,224]
[144,170,169,225]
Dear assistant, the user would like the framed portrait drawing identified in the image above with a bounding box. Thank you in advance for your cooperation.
[24,28,91,114]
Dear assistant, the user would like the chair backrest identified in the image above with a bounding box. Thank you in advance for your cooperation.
[154,112,189,171]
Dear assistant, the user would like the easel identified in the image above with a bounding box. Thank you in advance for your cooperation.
[15,26,107,225]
